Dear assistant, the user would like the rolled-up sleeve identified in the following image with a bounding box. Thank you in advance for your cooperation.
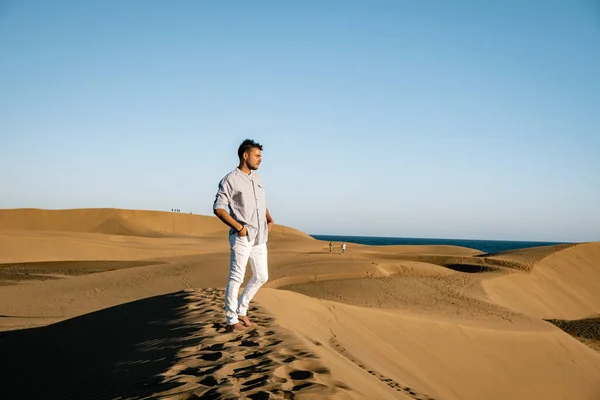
[213,178,231,211]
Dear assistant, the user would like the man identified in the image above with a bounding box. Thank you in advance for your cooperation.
[213,139,274,332]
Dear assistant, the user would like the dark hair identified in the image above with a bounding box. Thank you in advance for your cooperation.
[237,139,263,160]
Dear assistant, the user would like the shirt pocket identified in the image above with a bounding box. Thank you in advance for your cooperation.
[256,183,267,212]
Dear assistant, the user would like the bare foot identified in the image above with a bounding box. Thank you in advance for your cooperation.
[225,322,245,332]
[238,315,256,327]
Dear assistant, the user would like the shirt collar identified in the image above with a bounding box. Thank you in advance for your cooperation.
[235,167,253,181]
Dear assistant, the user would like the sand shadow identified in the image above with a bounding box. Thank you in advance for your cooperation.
[0,291,202,400]
[443,264,500,273]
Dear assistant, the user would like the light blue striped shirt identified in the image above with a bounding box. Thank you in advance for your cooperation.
[213,168,268,244]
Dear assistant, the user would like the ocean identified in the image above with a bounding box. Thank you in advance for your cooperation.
[310,235,572,254]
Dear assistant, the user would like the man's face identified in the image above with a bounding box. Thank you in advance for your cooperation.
[245,148,262,170]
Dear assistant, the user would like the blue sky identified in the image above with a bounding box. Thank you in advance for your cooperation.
[1,0,599,242]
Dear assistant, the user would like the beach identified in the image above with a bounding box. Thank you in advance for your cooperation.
[1,208,599,399]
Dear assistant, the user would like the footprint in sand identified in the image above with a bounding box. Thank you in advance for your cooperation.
[154,288,352,399]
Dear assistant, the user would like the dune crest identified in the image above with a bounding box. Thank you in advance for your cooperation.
[0,208,313,263]
[257,288,600,400]
[482,242,600,319]
[0,208,312,240]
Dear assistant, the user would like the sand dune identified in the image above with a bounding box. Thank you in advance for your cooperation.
[0,208,312,263]
[0,208,312,239]
[481,242,578,270]
[547,317,600,352]
[1,208,599,399]
[0,228,224,263]
[482,242,600,319]
[0,289,376,399]
[259,289,600,400]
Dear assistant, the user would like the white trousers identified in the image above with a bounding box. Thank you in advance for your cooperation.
[225,234,269,325]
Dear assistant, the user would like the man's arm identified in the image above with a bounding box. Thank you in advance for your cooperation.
[214,208,247,236]
[266,208,274,232]
[213,178,248,236]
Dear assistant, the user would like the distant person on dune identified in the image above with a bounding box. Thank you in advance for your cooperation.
[213,139,275,333]
[329,241,333,254]
[341,242,346,255]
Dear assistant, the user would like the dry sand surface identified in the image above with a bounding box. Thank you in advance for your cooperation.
[0,208,599,399]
